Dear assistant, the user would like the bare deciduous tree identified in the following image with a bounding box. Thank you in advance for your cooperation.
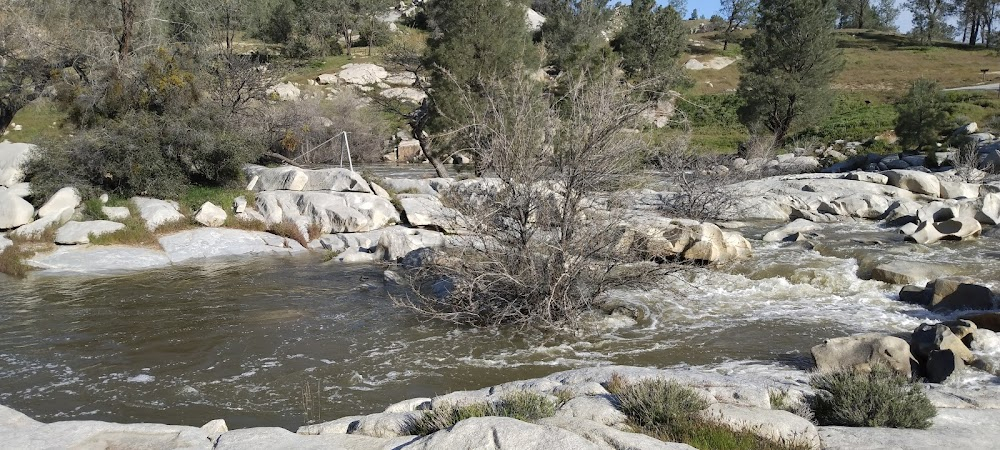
[396,69,671,329]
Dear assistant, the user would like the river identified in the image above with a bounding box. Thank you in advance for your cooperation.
[1,220,998,430]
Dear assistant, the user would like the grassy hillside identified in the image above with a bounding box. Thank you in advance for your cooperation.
[685,29,1000,98]
[678,29,1000,152]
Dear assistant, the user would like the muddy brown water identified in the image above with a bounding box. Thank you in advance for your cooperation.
[0,221,996,430]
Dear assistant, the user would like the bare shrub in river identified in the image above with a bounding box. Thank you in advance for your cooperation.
[395,69,672,329]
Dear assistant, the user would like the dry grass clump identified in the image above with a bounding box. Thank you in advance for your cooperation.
[268,219,309,246]
[405,391,557,437]
[0,244,35,278]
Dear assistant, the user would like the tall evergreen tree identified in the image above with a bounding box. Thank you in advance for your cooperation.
[736,0,844,143]
[539,0,616,75]
[421,0,541,176]
[611,0,687,81]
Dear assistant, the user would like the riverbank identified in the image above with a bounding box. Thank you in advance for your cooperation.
[3,364,1000,449]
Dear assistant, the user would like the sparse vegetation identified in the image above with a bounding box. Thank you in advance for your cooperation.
[87,203,160,247]
[268,219,309,247]
[0,244,34,278]
[406,391,557,436]
[810,365,936,429]
[607,374,810,450]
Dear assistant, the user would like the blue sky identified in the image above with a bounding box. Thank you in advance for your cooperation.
[659,0,914,33]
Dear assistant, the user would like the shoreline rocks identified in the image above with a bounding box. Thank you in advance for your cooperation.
[3,363,1000,450]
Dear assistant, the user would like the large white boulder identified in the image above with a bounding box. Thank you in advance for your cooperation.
[338,63,389,85]
[101,206,130,221]
[54,220,125,245]
[266,82,300,101]
[245,165,372,193]
[939,180,981,199]
[0,420,213,449]
[0,141,35,186]
[158,228,306,264]
[399,194,464,233]
[380,87,427,103]
[401,416,602,450]
[131,197,186,231]
[906,217,982,244]
[37,187,81,218]
[883,170,941,196]
[699,404,820,449]
[818,408,1000,450]
[811,333,914,376]
[194,201,227,227]
[28,246,172,274]
[870,260,955,285]
[256,191,399,234]
[526,8,546,31]
[374,227,446,262]
[0,190,35,229]
[11,206,73,239]
[538,416,692,450]
[215,427,406,450]
[762,218,820,242]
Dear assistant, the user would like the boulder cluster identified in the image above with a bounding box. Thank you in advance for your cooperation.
[812,315,997,384]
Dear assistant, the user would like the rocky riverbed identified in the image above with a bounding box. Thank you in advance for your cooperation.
[6,137,1000,448]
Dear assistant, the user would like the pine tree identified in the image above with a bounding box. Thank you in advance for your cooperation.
[539,0,616,76]
[894,79,949,151]
[736,0,844,143]
[421,0,541,175]
[612,0,687,81]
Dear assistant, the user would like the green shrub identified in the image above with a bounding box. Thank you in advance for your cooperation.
[894,79,949,151]
[26,107,263,201]
[406,391,557,436]
[607,374,708,431]
[810,365,936,429]
[608,374,810,450]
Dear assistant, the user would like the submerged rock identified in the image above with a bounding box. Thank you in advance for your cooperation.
[158,228,306,264]
[811,333,913,376]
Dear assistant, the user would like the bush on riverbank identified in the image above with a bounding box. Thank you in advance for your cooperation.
[810,365,936,429]
[406,391,557,436]
[607,374,810,450]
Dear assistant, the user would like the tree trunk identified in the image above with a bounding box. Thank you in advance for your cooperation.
[857,0,866,28]
[118,0,136,62]
[0,104,17,135]
[417,133,449,178]
[971,17,980,46]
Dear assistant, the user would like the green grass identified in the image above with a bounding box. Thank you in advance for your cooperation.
[685,29,1000,98]
[606,374,809,450]
[796,93,898,143]
[178,186,253,216]
[4,100,67,144]
[406,391,557,437]
[88,202,161,247]
[810,365,936,429]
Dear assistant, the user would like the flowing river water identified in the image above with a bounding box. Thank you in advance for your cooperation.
[2,219,1000,430]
